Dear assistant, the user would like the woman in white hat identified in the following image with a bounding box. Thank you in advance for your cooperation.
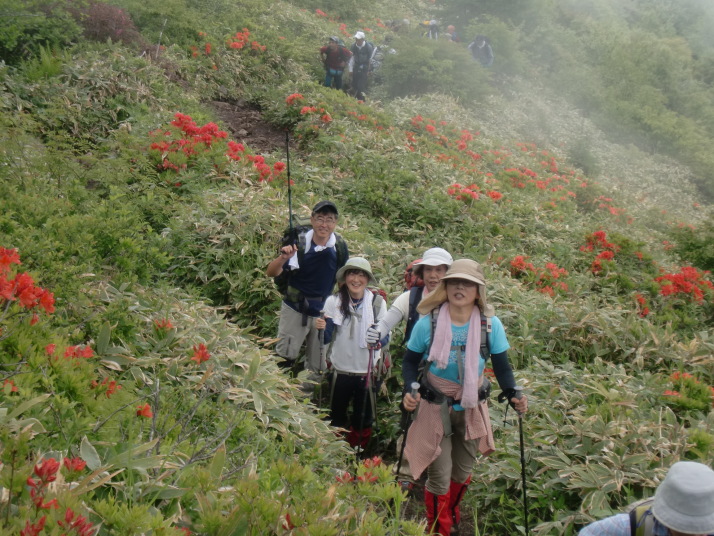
[315,257,388,451]
[367,247,454,347]
[579,461,714,536]
[400,258,528,535]
[366,247,453,488]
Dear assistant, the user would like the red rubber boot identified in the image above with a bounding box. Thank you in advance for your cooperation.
[424,488,452,535]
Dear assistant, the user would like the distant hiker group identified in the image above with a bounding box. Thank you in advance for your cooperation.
[318,24,494,101]
[266,200,529,536]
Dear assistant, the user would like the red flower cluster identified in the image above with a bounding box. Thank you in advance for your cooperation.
[63,457,87,474]
[580,231,620,274]
[91,376,121,398]
[227,28,266,52]
[20,516,46,536]
[655,266,713,303]
[136,403,153,418]
[58,507,96,536]
[64,345,94,359]
[191,343,211,364]
[153,318,174,330]
[447,183,479,201]
[509,256,569,296]
[148,113,285,183]
[3,378,18,392]
[594,195,625,217]
[336,471,354,484]
[285,93,304,105]
[27,458,60,511]
[634,293,650,317]
[0,247,55,315]
[149,113,228,173]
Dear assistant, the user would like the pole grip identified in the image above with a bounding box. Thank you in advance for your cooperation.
[409,382,420,397]
[514,386,523,399]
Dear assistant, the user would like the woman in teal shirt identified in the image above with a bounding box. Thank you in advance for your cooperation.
[400,259,528,536]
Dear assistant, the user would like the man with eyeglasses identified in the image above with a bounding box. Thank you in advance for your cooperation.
[267,201,349,380]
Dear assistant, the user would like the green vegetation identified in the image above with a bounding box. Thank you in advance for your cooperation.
[1,0,712,534]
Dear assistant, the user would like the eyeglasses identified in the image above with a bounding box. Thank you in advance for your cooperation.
[313,216,337,225]
[446,279,477,289]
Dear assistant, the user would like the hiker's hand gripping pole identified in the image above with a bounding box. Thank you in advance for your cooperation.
[402,381,421,412]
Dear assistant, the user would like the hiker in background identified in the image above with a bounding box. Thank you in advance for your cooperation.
[423,20,439,39]
[315,257,389,451]
[266,201,348,385]
[349,31,374,101]
[366,247,454,490]
[468,35,494,67]
[400,259,528,536]
[446,25,460,42]
[320,36,352,90]
[579,461,714,536]
[370,35,396,82]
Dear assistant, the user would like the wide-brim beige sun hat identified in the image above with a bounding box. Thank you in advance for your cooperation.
[336,257,377,286]
[417,259,494,317]
[413,247,453,279]
[652,461,714,534]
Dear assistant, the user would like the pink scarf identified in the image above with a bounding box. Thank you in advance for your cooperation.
[427,303,481,408]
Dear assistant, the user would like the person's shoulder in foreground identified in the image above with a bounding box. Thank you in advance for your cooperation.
[579,461,714,536]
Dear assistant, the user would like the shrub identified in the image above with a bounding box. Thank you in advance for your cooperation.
[0,0,82,65]
[376,35,491,101]
[71,1,147,50]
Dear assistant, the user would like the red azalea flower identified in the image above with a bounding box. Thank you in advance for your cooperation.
[190,343,211,364]
[63,457,87,473]
[136,403,153,418]
[3,379,18,392]
[154,318,174,330]
[20,515,46,536]
[336,471,354,483]
[33,458,60,483]
[0,247,21,275]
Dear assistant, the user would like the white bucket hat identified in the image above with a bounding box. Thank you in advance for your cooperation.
[413,247,453,279]
[652,461,714,534]
[354,31,365,40]
[336,257,377,286]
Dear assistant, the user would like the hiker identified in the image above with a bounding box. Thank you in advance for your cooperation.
[423,20,439,39]
[579,461,714,536]
[400,259,528,536]
[368,247,453,348]
[446,25,460,42]
[266,200,348,383]
[320,36,352,90]
[367,247,453,489]
[314,257,389,451]
[349,31,374,101]
[468,35,494,67]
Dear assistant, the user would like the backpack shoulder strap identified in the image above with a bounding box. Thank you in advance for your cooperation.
[371,290,384,321]
[480,314,491,361]
[405,286,424,341]
[334,233,348,269]
[628,498,655,536]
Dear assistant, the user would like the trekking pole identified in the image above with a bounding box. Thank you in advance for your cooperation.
[514,386,529,535]
[317,310,325,410]
[395,381,420,481]
[356,327,377,459]
[285,131,295,243]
